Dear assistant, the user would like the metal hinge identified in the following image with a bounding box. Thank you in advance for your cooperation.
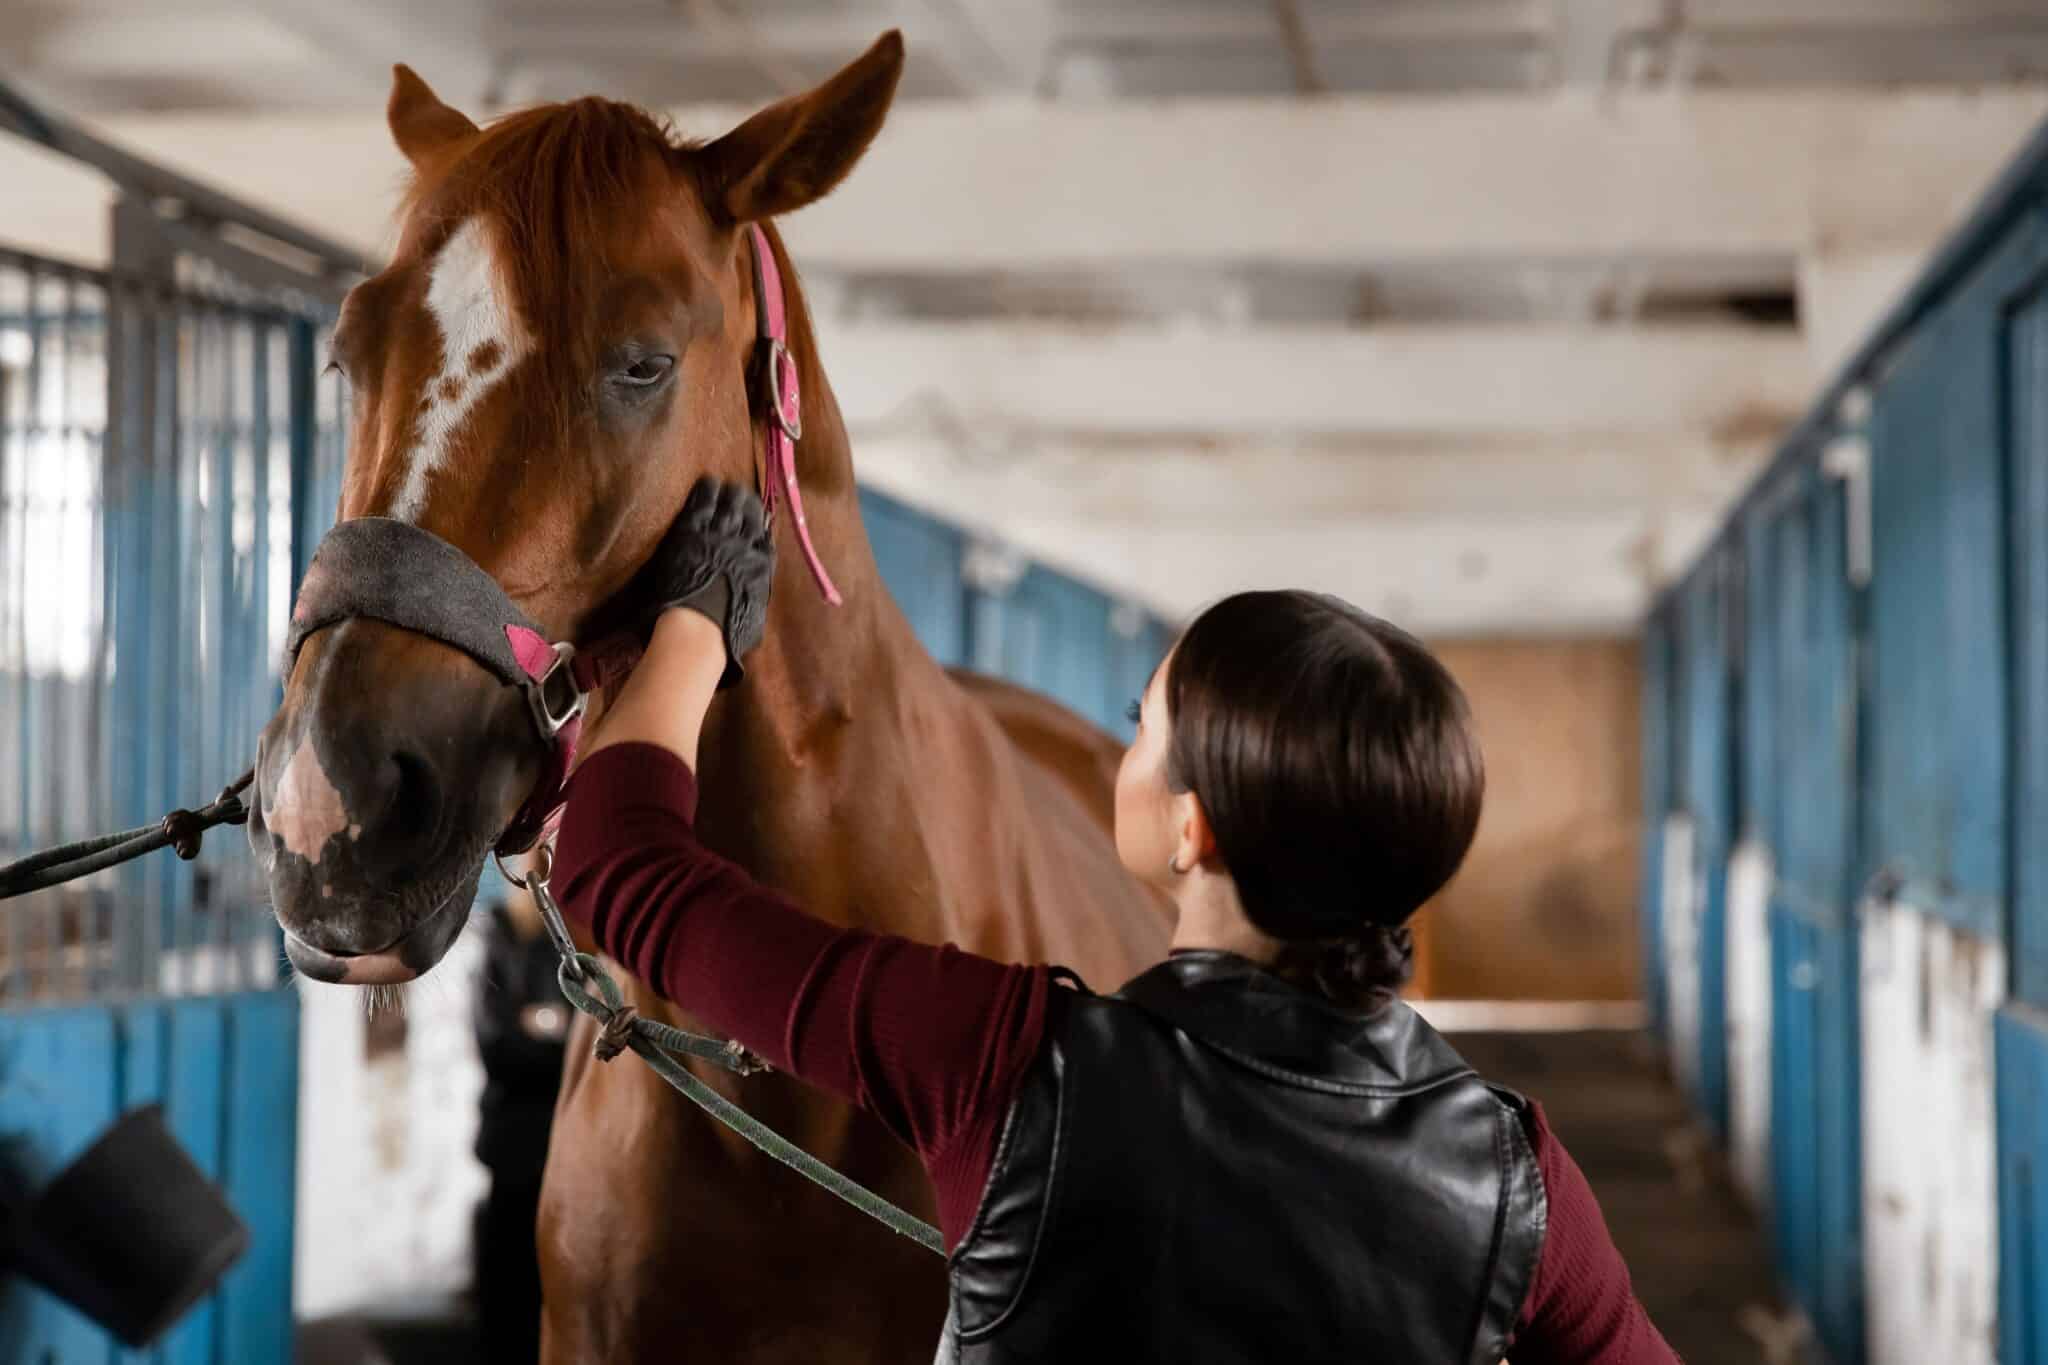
[1822,385,1872,587]
[962,538,1027,595]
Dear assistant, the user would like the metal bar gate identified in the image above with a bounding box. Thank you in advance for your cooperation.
[0,88,353,1363]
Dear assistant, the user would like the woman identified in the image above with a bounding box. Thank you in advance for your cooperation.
[553,481,1676,1363]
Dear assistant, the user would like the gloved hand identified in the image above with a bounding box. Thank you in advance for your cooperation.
[630,478,776,689]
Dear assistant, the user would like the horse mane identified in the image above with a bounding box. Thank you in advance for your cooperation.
[406,100,686,303]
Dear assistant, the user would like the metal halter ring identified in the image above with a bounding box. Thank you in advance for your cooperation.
[525,641,587,738]
[494,840,552,891]
[495,842,586,982]
[761,338,802,441]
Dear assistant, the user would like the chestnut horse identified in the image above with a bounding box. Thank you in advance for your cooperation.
[247,31,1170,1362]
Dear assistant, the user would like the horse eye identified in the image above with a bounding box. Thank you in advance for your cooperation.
[616,354,674,388]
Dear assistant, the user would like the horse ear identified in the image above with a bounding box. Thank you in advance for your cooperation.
[694,31,905,225]
[388,64,479,168]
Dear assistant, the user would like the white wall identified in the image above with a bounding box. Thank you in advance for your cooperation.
[1725,839,1774,1207]
[295,926,489,1319]
[1661,814,1701,1099]
[1860,898,2004,1365]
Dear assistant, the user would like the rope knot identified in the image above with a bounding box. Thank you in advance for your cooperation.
[161,810,205,860]
[724,1040,772,1077]
[594,1003,640,1063]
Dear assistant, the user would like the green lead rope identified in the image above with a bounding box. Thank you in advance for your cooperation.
[531,876,945,1256]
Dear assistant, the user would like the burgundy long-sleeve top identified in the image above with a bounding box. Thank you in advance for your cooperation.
[553,742,1679,1364]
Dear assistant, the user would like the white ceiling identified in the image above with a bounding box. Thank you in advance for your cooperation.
[5,0,2048,632]
[13,0,2048,111]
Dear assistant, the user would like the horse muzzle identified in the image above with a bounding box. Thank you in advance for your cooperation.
[251,612,537,982]
[279,873,476,985]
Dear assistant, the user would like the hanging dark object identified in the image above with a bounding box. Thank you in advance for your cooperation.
[1,1105,249,1347]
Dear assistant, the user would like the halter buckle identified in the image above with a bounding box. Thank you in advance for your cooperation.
[526,640,587,738]
[760,338,802,442]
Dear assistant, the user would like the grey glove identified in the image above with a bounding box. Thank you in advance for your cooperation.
[633,478,776,689]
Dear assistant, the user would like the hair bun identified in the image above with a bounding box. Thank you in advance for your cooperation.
[1273,921,1415,1011]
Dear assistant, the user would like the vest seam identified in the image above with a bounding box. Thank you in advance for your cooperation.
[947,1070,1030,1271]
[955,1044,1069,1342]
[1498,1093,1550,1355]
[948,974,1086,1274]
[1114,986,1478,1097]
[1179,1032,1479,1097]
[1459,1105,1517,1365]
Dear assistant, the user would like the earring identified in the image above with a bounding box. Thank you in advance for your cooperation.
[1167,854,1189,876]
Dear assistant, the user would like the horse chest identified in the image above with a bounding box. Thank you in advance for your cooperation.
[538,1029,948,1363]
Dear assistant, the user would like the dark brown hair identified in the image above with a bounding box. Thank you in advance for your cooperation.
[1164,591,1484,1009]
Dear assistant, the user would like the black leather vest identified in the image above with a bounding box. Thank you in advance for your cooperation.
[936,951,1547,1364]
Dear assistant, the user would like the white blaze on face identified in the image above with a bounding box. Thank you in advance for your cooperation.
[273,737,353,865]
[388,217,532,522]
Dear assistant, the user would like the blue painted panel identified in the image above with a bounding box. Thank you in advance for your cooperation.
[1741,509,1779,850]
[2009,269,2048,1008]
[1811,915,1864,1365]
[969,566,1118,732]
[858,487,967,668]
[0,1005,122,1364]
[1768,918,1868,1365]
[1744,460,1866,1363]
[1680,557,1734,1138]
[0,997,293,1364]
[158,1000,227,1365]
[1641,605,1675,1040]
[216,992,298,1365]
[1104,614,1173,743]
[1868,215,2046,932]
[1997,1006,2048,1365]
[1769,907,1821,1307]
[116,1004,169,1365]
[3,258,324,1365]
[1782,473,1859,924]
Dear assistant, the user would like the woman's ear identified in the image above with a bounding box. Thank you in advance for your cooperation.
[388,64,479,168]
[691,31,905,226]
[1173,791,1219,873]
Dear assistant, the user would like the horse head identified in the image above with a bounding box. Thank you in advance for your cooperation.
[248,34,904,986]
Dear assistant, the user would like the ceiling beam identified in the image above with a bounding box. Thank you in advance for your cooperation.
[1060,0,1550,47]
[817,320,1811,438]
[766,88,2048,269]
[847,431,1772,523]
[1270,0,1329,95]
[268,0,499,107]
[855,497,1719,636]
[31,89,2035,274]
[487,2,1550,68]
[1686,0,2048,28]
[849,426,1748,633]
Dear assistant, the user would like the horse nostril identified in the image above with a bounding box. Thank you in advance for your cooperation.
[386,749,444,842]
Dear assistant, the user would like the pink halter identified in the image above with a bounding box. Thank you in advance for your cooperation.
[747,223,842,607]
[491,226,843,847]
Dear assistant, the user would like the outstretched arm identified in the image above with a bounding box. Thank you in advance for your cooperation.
[554,484,1055,1247]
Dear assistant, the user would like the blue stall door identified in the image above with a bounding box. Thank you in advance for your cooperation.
[1867,217,2044,936]
[968,565,1119,733]
[859,487,969,668]
[1997,1007,2048,1365]
[1679,559,1735,1139]
[0,992,299,1365]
